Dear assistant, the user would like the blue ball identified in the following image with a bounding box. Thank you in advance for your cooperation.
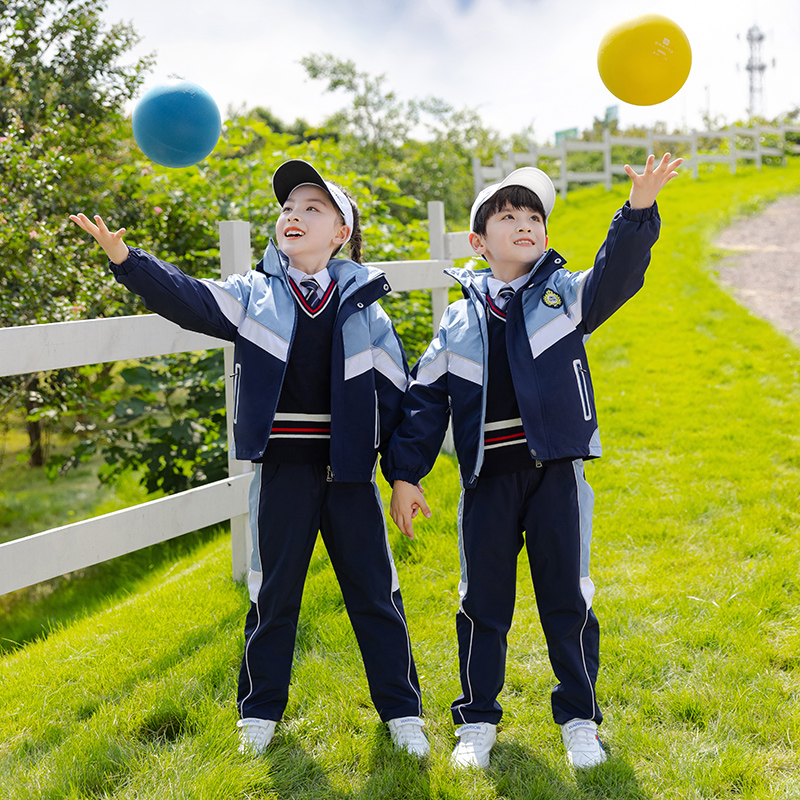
[132,81,221,168]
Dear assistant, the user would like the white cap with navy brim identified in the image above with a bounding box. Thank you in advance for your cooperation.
[272,159,354,246]
[469,167,557,232]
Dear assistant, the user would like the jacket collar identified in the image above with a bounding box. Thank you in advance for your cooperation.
[258,240,388,303]
[446,248,567,299]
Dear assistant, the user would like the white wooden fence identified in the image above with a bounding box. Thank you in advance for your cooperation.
[0,202,474,597]
[474,124,800,198]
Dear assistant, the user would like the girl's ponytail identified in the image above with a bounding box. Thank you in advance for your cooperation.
[329,183,363,264]
[347,198,363,264]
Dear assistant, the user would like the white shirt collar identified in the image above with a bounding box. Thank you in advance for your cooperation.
[487,267,533,300]
[486,251,549,299]
[287,265,333,292]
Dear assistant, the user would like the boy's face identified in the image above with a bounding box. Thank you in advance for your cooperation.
[276,184,350,267]
[469,203,548,280]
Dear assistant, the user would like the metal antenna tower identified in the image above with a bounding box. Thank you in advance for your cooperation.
[745,25,766,117]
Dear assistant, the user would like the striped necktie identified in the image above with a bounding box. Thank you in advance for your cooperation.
[300,278,321,309]
[497,285,515,309]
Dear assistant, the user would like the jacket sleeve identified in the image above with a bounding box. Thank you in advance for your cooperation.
[368,305,410,463]
[383,306,453,485]
[109,247,253,342]
[576,201,661,334]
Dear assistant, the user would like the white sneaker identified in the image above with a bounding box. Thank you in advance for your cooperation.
[387,716,430,757]
[561,718,607,768]
[450,722,497,769]
[237,717,276,754]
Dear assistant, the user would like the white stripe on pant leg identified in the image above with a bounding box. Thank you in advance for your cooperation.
[240,463,264,714]
[573,458,598,718]
[371,480,422,714]
[573,458,595,584]
[453,483,477,724]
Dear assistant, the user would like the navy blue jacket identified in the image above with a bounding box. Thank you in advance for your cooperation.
[385,201,661,488]
[110,242,409,482]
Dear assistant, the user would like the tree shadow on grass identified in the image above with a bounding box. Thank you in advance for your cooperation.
[261,721,432,800]
[573,751,652,800]
[488,741,581,800]
[488,740,652,800]
[355,721,432,799]
[261,734,349,800]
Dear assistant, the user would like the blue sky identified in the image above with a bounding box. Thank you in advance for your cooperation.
[104,0,800,142]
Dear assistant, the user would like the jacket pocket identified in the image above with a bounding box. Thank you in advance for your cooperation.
[232,362,242,424]
[573,359,592,421]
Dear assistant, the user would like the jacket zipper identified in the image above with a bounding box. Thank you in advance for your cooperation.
[374,390,380,449]
[232,363,242,424]
[573,359,593,421]
[328,270,391,481]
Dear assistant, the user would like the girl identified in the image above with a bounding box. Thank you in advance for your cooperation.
[70,160,428,757]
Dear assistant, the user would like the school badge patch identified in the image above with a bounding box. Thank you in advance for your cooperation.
[542,288,563,308]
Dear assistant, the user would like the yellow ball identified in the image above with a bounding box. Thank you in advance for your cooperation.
[597,14,692,106]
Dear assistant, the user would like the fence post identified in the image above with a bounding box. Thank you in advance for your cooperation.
[779,124,788,167]
[729,128,737,175]
[427,200,454,454]
[526,140,539,170]
[559,140,568,199]
[219,220,254,582]
[471,156,485,196]
[755,125,763,170]
[427,201,450,333]
[603,128,612,191]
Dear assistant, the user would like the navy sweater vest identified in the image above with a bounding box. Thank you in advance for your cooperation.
[481,294,535,477]
[260,279,338,466]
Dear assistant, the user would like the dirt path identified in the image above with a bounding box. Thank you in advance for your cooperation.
[713,195,800,347]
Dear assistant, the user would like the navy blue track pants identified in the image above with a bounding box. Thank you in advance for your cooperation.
[451,459,601,726]
[237,463,423,722]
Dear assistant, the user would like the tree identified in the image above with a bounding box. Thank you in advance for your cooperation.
[0,0,151,137]
[300,53,506,227]
[0,0,152,465]
[300,54,420,160]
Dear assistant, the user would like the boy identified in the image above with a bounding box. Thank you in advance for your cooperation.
[387,154,682,768]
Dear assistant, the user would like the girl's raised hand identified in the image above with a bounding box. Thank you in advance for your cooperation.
[624,153,683,210]
[69,213,130,265]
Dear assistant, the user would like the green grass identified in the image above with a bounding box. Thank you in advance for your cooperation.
[2,162,800,797]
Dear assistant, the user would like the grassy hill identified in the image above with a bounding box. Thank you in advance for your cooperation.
[1,162,799,799]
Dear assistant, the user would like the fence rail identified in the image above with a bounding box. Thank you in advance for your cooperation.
[473,124,800,198]
[0,204,469,597]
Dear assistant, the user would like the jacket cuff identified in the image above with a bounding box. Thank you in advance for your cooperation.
[386,469,424,486]
[620,200,659,221]
[108,246,145,277]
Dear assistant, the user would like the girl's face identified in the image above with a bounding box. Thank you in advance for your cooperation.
[276,184,350,272]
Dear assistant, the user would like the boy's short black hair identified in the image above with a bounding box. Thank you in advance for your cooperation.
[472,185,547,237]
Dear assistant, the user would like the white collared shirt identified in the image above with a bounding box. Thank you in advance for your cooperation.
[487,269,532,309]
[287,265,333,294]
[486,252,548,309]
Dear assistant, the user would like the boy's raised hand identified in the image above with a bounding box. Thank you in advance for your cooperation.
[625,153,683,210]
[69,213,130,265]
[390,479,431,539]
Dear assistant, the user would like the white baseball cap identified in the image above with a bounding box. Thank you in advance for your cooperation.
[469,167,556,232]
[272,159,354,244]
